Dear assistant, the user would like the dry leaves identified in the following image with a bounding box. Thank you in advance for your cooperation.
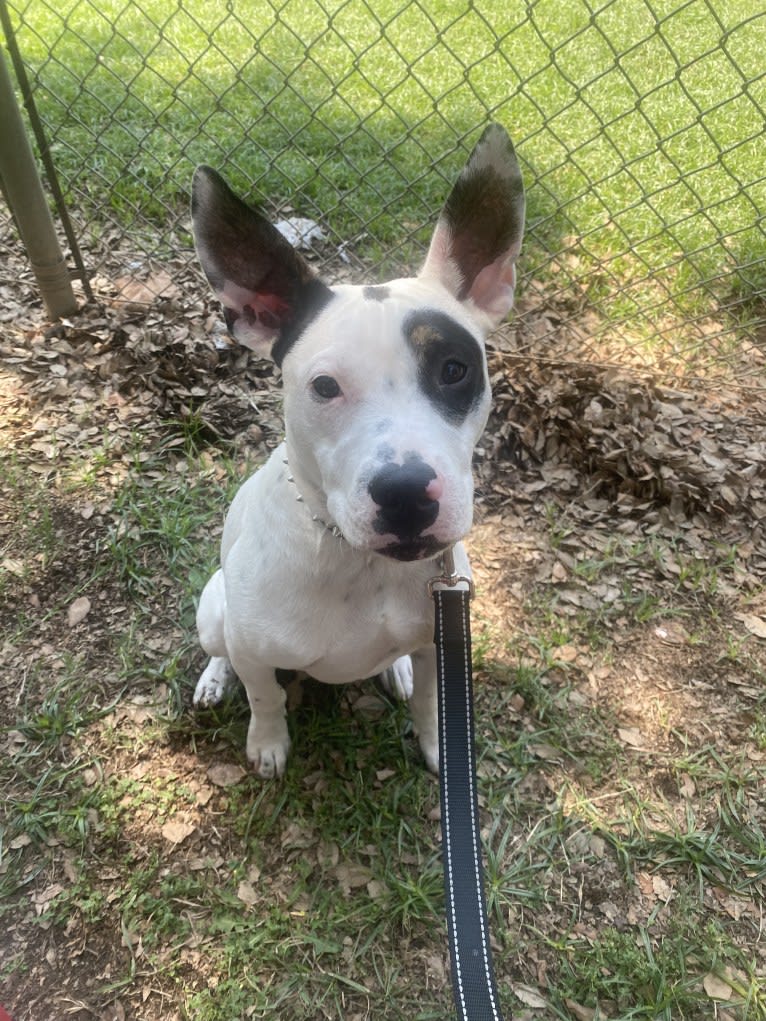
[67,595,92,627]
[617,726,645,750]
[565,999,610,1021]
[161,818,197,845]
[236,880,259,908]
[513,983,548,1008]
[207,763,246,787]
[703,967,748,1002]
[482,352,766,575]
[3,216,766,1021]
[735,613,766,639]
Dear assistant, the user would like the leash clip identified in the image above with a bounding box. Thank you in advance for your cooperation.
[428,546,475,599]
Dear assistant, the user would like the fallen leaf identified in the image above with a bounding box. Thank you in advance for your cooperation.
[736,613,766,639]
[99,1001,126,1021]
[207,763,246,787]
[551,561,568,582]
[565,999,609,1021]
[637,872,655,899]
[366,879,386,901]
[589,835,606,858]
[679,773,696,798]
[33,883,65,914]
[317,841,340,868]
[195,784,214,806]
[513,983,548,1008]
[352,694,387,719]
[335,863,372,894]
[161,819,196,844]
[237,880,258,907]
[703,971,735,1000]
[617,726,644,748]
[555,643,579,662]
[529,742,561,761]
[652,875,673,900]
[67,595,91,627]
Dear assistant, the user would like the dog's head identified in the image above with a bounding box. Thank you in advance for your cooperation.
[192,125,525,561]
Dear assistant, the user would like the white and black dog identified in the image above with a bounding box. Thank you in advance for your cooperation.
[191,124,525,778]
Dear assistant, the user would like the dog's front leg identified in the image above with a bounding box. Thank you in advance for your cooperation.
[238,666,290,778]
[409,646,439,774]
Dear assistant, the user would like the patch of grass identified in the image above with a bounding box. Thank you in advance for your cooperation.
[105,450,244,612]
[563,748,766,897]
[559,910,765,1020]
[3,346,765,1020]
[0,456,64,581]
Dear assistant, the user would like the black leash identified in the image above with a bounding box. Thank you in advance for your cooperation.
[431,552,506,1021]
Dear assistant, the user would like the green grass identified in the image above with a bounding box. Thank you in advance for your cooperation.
[2,424,765,1018]
[7,380,766,1017]
[10,0,766,316]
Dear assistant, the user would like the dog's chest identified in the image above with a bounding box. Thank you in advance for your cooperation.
[302,574,430,682]
[225,530,433,682]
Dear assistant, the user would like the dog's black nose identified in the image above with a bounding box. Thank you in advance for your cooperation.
[369,458,440,540]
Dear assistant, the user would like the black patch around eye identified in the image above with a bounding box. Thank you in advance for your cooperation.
[404,310,486,423]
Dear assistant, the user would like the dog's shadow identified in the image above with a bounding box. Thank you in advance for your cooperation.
[187,669,417,777]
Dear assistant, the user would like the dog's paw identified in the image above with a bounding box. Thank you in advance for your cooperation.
[194,656,238,707]
[247,715,290,778]
[380,655,414,700]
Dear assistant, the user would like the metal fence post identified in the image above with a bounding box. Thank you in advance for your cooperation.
[0,42,77,319]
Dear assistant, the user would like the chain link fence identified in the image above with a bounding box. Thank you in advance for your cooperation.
[2,0,764,383]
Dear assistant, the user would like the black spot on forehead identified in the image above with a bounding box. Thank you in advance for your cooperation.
[403,309,486,424]
[363,285,390,301]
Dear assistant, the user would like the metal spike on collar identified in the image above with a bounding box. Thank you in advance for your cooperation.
[283,450,345,541]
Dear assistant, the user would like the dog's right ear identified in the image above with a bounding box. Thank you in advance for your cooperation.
[420,124,525,329]
[191,167,333,364]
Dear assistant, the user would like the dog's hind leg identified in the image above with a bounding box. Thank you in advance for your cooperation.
[194,569,238,706]
[379,655,414,700]
[194,656,238,707]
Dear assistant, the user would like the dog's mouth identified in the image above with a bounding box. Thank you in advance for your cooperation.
[376,535,448,562]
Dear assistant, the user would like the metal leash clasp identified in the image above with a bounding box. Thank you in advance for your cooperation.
[427,545,475,599]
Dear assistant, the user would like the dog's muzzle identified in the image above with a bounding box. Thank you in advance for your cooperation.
[368,457,446,560]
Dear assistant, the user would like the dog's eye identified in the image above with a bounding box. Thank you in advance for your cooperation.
[441,360,468,385]
[311,375,342,400]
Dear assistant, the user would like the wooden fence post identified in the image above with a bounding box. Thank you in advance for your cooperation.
[0,43,77,319]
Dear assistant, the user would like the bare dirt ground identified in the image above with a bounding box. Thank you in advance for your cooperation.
[1,225,765,1020]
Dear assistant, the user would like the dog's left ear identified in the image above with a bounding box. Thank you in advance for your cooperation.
[191,166,333,364]
[420,124,525,328]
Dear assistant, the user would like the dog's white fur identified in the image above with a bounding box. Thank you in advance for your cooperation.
[191,125,525,777]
